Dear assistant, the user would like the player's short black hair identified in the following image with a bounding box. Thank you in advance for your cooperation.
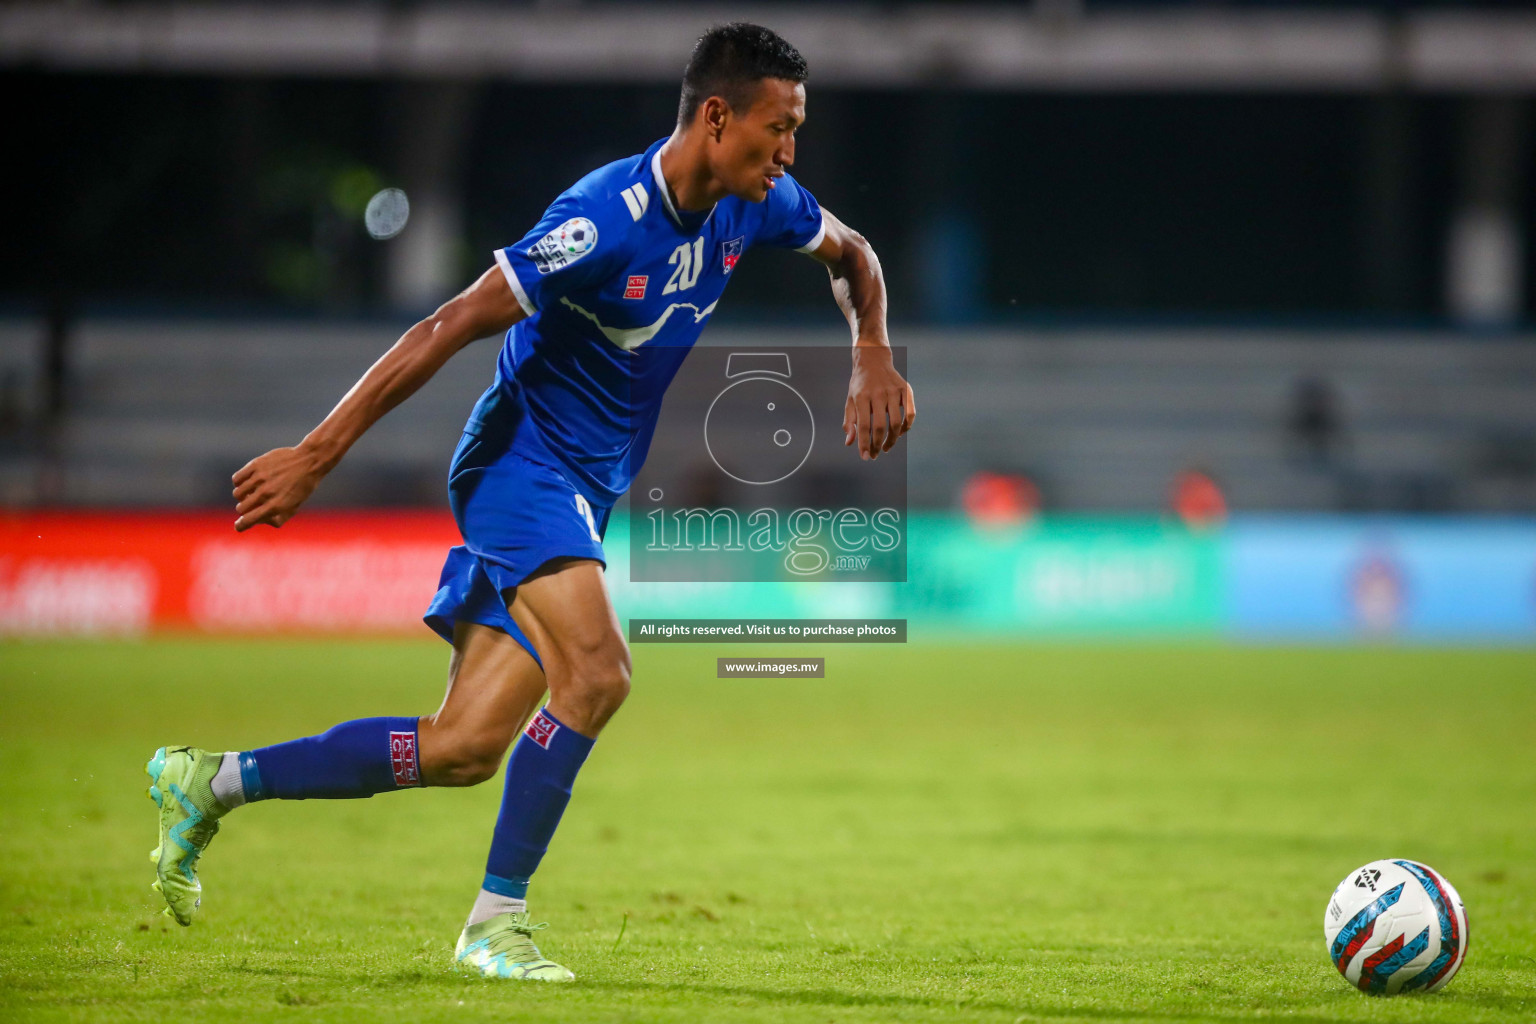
[678,23,808,125]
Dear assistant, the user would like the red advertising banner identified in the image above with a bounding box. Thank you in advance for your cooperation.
[0,511,461,636]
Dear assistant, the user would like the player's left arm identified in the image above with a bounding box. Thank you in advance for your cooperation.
[230,266,525,531]
[806,208,915,461]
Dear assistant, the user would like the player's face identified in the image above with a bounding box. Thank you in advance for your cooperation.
[720,79,805,202]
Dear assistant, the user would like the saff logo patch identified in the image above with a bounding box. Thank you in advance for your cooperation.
[721,236,743,273]
[525,710,559,749]
[528,217,597,275]
[624,274,648,299]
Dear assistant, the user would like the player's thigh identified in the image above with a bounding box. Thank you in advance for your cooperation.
[418,620,547,784]
[506,557,630,732]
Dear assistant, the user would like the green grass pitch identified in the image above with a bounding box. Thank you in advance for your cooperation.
[2,639,1533,1022]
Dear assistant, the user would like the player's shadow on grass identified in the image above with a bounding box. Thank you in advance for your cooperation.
[228,962,450,986]
[584,979,1387,1022]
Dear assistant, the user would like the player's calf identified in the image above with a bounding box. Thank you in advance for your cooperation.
[448,740,585,976]
[417,722,514,787]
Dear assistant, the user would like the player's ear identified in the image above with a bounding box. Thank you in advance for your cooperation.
[702,95,728,142]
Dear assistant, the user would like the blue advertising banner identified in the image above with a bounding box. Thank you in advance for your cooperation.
[606,514,1536,643]
[1225,518,1536,641]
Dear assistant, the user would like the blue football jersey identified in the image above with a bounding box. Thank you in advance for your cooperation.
[467,136,825,506]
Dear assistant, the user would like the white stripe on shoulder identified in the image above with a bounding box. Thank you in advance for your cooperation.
[621,185,643,222]
[559,296,717,351]
[795,216,828,255]
[494,248,537,316]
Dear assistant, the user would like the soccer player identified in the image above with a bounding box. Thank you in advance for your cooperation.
[144,23,914,981]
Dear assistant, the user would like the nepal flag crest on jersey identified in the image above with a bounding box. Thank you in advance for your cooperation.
[722,236,744,273]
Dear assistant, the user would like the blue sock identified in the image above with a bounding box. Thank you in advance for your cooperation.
[240,716,422,801]
[481,708,595,899]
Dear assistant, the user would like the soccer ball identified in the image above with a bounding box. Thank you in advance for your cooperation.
[557,217,597,257]
[1324,859,1468,995]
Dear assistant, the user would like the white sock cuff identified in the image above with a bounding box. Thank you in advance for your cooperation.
[466,888,528,928]
[209,752,247,809]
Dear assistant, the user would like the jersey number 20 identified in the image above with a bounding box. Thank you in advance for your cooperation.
[662,238,705,295]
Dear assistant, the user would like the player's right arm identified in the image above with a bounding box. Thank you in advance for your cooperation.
[231,266,527,531]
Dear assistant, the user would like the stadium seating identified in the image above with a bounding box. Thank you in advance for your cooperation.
[1,318,1532,513]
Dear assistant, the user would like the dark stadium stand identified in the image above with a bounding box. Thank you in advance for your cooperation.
[3,318,1531,513]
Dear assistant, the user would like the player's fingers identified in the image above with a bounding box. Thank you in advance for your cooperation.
[234,495,272,516]
[881,394,904,451]
[843,395,857,446]
[890,389,910,439]
[235,482,278,513]
[854,398,873,460]
[232,461,257,486]
[868,394,893,457]
[233,476,262,501]
[902,383,917,432]
[233,504,269,532]
[234,496,284,532]
[869,392,892,451]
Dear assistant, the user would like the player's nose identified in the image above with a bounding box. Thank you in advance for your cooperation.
[775,136,795,168]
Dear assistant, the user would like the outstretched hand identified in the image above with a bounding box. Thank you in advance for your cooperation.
[843,346,915,461]
[232,446,325,531]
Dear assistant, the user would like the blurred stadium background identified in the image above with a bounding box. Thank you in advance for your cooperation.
[4,0,1536,642]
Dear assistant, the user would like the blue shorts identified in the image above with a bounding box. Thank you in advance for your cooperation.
[423,430,612,666]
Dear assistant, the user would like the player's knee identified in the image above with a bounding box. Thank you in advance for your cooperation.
[560,643,631,726]
[577,655,631,718]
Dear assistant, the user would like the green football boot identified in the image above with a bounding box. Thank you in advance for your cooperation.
[455,912,576,982]
[144,746,229,926]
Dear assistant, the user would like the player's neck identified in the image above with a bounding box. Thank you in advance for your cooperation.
[658,130,727,212]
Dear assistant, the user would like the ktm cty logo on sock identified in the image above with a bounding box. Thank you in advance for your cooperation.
[389,731,420,787]
[525,711,559,749]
